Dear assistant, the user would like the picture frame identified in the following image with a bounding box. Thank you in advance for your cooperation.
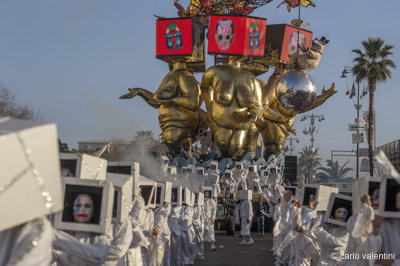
[106,173,133,224]
[155,181,172,207]
[182,187,191,205]
[210,161,218,170]
[352,176,381,215]
[196,167,205,176]
[300,184,339,211]
[107,161,140,178]
[325,193,353,227]
[171,185,182,206]
[202,186,214,199]
[0,118,63,232]
[60,153,107,180]
[379,177,400,218]
[54,177,114,234]
[195,192,204,206]
[137,175,157,209]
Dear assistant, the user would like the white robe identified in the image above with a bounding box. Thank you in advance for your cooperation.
[203,198,217,243]
[314,225,349,265]
[239,200,253,237]
[380,219,400,266]
[0,217,53,266]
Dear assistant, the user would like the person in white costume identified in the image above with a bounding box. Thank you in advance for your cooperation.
[238,190,254,245]
[127,195,149,266]
[149,202,171,266]
[192,193,205,260]
[203,191,218,251]
[179,196,195,265]
[168,203,182,266]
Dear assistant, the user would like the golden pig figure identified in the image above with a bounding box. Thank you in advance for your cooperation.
[258,64,337,160]
[200,56,263,159]
[120,61,207,157]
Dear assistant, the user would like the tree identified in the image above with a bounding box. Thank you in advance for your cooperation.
[316,160,353,183]
[134,130,156,153]
[58,138,70,152]
[352,38,396,176]
[0,82,37,119]
[297,145,322,183]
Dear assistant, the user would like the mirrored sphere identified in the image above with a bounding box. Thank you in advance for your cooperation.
[276,70,317,112]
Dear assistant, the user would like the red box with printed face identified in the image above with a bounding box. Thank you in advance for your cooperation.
[265,24,313,62]
[156,18,205,72]
[208,15,267,57]
[156,18,193,56]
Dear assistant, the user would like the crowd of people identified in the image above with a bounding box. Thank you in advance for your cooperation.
[1,118,399,266]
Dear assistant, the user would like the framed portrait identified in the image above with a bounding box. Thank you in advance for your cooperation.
[171,185,182,206]
[60,153,107,180]
[352,176,381,215]
[379,177,400,218]
[106,173,133,224]
[54,177,114,234]
[300,184,338,211]
[202,186,214,199]
[325,193,353,227]
[155,181,172,207]
[196,167,205,176]
[137,175,157,209]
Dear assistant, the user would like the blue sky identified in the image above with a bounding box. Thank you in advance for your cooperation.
[1,0,399,173]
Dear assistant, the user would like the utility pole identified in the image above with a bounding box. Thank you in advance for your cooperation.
[341,66,364,179]
[301,113,325,183]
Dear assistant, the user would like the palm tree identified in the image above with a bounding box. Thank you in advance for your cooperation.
[316,160,353,183]
[352,38,396,176]
[297,145,322,183]
[134,130,156,153]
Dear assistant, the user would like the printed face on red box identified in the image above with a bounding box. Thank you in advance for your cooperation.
[156,19,192,57]
[281,27,312,61]
[165,24,182,52]
[208,16,266,56]
[215,19,235,51]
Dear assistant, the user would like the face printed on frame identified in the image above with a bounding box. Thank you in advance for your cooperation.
[73,194,94,223]
[371,188,380,209]
[165,24,182,52]
[215,19,234,51]
[249,22,260,52]
[334,207,348,222]
[288,31,306,56]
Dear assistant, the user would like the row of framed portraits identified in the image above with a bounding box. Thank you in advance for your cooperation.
[284,177,400,226]
[55,172,208,235]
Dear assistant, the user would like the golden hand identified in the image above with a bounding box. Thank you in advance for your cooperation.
[320,83,337,99]
[119,88,142,99]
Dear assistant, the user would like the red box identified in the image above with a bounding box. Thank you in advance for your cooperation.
[156,18,205,71]
[265,24,312,62]
[208,15,267,57]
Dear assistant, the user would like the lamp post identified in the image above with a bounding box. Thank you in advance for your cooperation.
[341,66,362,179]
[301,113,325,183]
[286,136,299,156]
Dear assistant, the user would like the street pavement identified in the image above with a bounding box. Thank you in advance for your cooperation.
[194,231,275,266]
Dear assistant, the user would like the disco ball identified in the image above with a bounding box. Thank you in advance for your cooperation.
[276,70,317,112]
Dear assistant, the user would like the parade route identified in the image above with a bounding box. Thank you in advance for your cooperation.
[195,231,274,266]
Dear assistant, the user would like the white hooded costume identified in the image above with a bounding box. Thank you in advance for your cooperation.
[0,217,54,266]
[239,199,254,244]
[127,196,148,266]
[149,203,171,266]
